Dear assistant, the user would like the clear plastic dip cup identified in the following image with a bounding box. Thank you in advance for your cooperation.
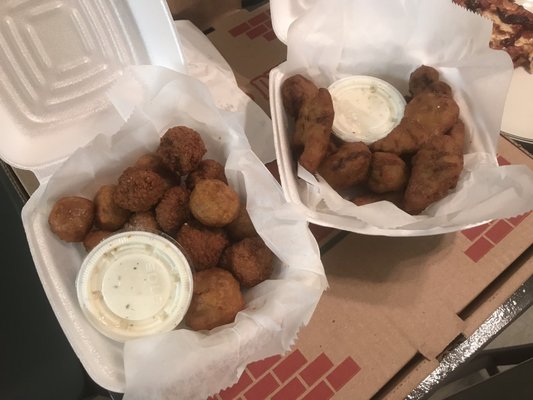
[328,75,406,144]
[76,231,193,342]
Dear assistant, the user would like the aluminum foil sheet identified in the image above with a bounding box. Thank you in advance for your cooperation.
[407,274,533,399]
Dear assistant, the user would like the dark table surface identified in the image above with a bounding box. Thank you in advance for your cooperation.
[0,161,106,400]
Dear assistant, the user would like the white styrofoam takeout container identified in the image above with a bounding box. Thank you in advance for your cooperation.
[267,0,533,236]
[0,0,185,177]
[0,0,185,391]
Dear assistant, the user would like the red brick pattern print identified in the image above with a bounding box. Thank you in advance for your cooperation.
[209,351,360,399]
[227,10,275,42]
[459,155,530,263]
[249,69,270,100]
[461,212,529,262]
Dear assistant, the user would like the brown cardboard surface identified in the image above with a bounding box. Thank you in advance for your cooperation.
[167,0,241,31]
[203,5,533,399]
[207,4,287,116]
[207,142,532,400]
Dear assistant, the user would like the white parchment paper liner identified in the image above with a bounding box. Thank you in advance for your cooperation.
[270,0,533,235]
[22,67,326,399]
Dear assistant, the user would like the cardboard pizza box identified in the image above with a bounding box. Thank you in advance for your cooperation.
[202,4,533,399]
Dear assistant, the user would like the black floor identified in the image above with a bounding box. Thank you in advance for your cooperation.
[0,162,106,400]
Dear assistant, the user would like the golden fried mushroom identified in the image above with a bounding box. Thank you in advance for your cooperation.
[292,88,334,173]
[155,186,190,235]
[134,153,179,189]
[48,197,95,242]
[370,118,429,155]
[185,268,244,331]
[221,237,274,288]
[317,142,372,190]
[83,230,114,252]
[185,159,227,191]
[156,126,207,176]
[409,65,440,96]
[367,152,409,194]
[189,179,240,227]
[124,211,160,232]
[446,119,466,150]
[114,167,167,212]
[226,204,257,241]
[176,223,230,271]
[94,185,130,231]
[403,135,464,215]
[281,74,319,119]
[403,91,460,137]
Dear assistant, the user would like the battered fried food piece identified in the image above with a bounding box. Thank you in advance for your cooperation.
[226,205,257,241]
[425,81,453,97]
[446,119,466,150]
[156,126,207,176]
[185,268,244,331]
[176,223,230,270]
[317,142,371,190]
[281,74,319,118]
[404,135,464,215]
[189,179,240,227]
[185,159,227,191]
[409,65,440,96]
[134,153,179,189]
[155,186,190,235]
[292,88,334,173]
[221,237,274,288]
[370,118,429,155]
[367,152,409,194]
[114,167,167,212]
[49,197,95,242]
[83,230,114,252]
[124,211,160,232]
[352,191,404,207]
[94,185,130,231]
[404,91,460,137]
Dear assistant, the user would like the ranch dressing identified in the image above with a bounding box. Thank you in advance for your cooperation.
[76,231,193,342]
[328,76,406,144]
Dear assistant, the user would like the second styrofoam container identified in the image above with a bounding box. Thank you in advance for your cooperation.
[269,0,533,236]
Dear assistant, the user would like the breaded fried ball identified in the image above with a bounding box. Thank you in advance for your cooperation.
[114,167,167,212]
[94,185,130,231]
[409,65,440,96]
[176,223,230,270]
[48,197,95,242]
[189,179,240,227]
[367,152,409,194]
[317,142,371,190]
[404,91,459,137]
[156,126,207,176]
[221,237,273,288]
[134,153,179,189]
[124,211,160,232]
[226,205,257,241]
[83,230,114,252]
[185,268,244,331]
[281,74,319,119]
[185,159,227,191]
[155,186,190,235]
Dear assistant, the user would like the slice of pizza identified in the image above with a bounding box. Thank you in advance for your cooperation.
[453,0,533,72]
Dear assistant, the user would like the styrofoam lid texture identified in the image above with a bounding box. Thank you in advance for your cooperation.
[0,0,185,172]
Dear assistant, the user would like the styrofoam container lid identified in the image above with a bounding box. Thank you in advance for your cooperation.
[328,76,405,144]
[76,231,193,342]
[0,0,185,174]
[270,0,315,44]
